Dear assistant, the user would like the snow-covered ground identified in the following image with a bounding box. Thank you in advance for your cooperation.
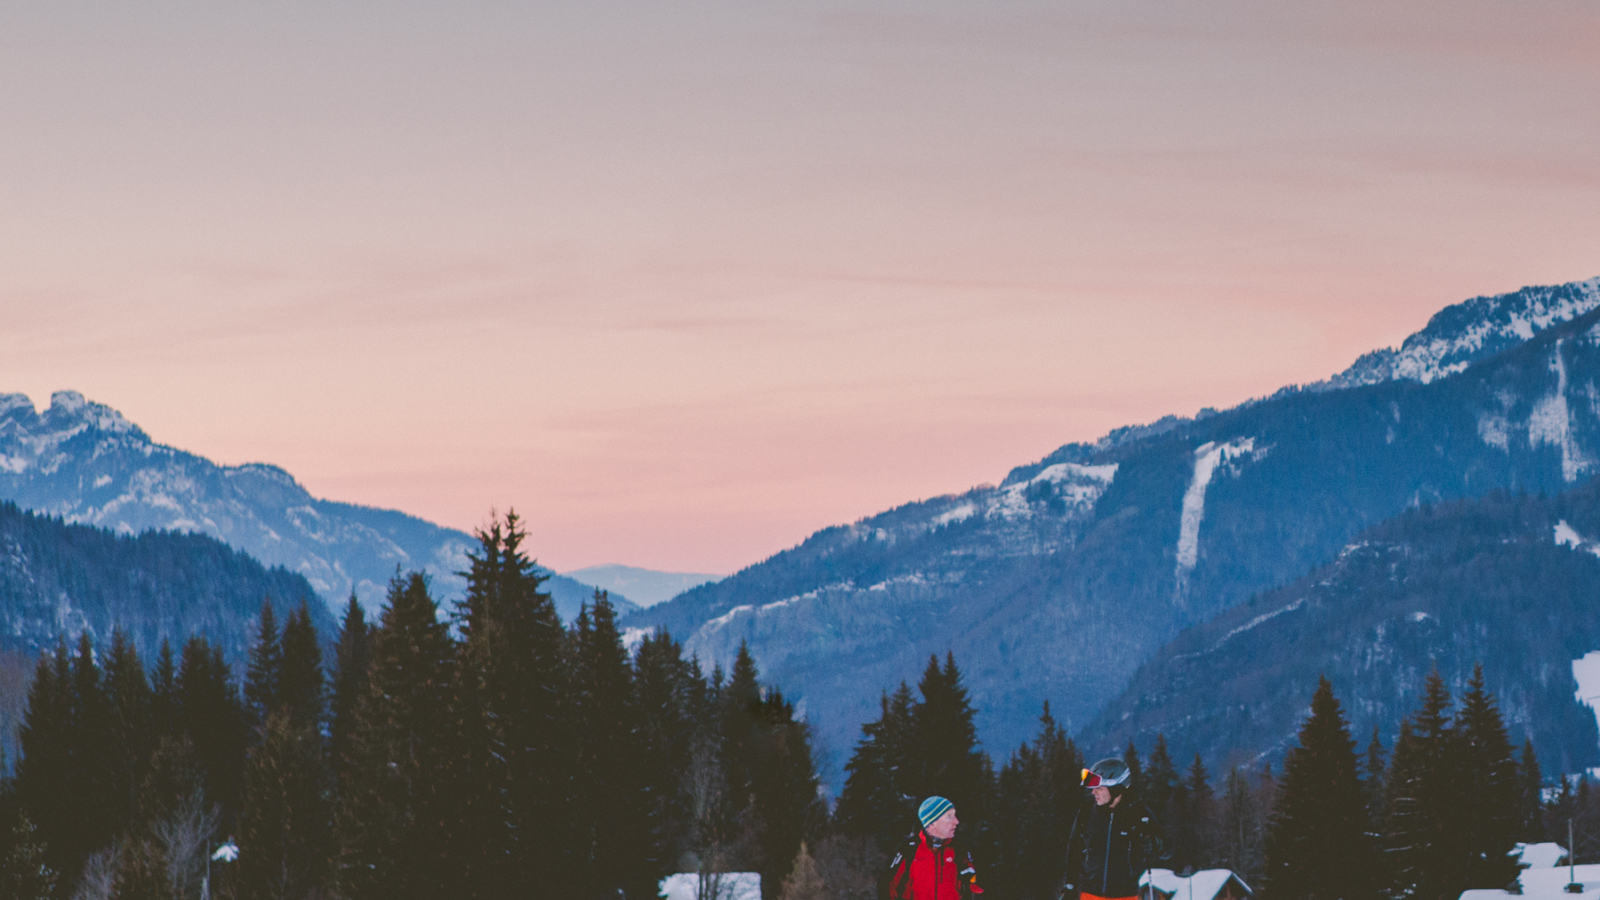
[660,872,761,900]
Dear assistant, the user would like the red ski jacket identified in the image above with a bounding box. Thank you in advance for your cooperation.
[882,830,984,900]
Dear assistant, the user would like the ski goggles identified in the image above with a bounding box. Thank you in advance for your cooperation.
[1081,767,1127,788]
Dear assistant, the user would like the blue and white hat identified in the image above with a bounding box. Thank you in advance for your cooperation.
[918,795,954,829]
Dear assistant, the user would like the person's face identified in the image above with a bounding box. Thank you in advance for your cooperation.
[1092,786,1112,806]
[927,807,959,840]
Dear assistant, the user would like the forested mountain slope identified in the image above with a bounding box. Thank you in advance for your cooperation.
[0,392,632,619]
[626,278,1600,762]
[1081,481,1600,775]
[0,500,333,662]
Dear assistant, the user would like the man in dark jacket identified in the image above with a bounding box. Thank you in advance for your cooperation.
[1059,758,1165,900]
[881,796,985,900]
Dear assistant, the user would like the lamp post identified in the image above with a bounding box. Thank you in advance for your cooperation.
[204,839,238,900]
[1566,818,1581,894]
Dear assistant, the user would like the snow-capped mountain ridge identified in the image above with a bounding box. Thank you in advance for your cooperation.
[1002,278,1600,487]
[0,391,632,619]
[1320,276,1600,390]
[631,276,1600,766]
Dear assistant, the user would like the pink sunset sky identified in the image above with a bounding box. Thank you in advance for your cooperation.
[2,0,1596,575]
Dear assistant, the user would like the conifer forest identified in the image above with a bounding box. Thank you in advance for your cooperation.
[0,513,1592,900]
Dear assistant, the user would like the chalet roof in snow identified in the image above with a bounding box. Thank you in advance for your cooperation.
[1141,868,1253,900]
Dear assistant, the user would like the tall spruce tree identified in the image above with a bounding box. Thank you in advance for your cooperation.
[910,654,990,824]
[1364,727,1389,826]
[633,630,710,878]
[338,571,456,900]
[1520,740,1546,841]
[1176,754,1215,870]
[278,601,326,731]
[1262,676,1373,900]
[237,710,334,900]
[1453,665,1522,890]
[990,704,1084,900]
[1122,740,1144,792]
[15,644,74,880]
[72,632,121,868]
[836,682,918,851]
[717,644,824,900]
[244,600,283,729]
[330,594,373,788]
[566,594,655,899]
[102,630,153,845]
[449,511,569,899]
[149,639,179,740]
[908,653,993,871]
[1144,735,1179,837]
[1384,668,1457,900]
[233,598,329,900]
[176,637,249,821]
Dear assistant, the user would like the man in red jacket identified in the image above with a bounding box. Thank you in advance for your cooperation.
[881,796,985,900]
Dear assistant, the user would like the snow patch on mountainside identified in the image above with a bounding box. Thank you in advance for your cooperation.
[1555,520,1586,547]
[1478,413,1512,451]
[1211,597,1308,653]
[1573,651,1600,749]
[991,462,1117,519]
[868,573,932,592]
[1176,439,1255,585]
[704,604,755,632]
[1529,342,1592,482]
[1552,520,1600,558]
[934,503,977,526]
[927,463,1118,528]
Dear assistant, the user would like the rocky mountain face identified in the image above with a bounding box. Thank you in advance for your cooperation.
[0,392,634,620]
[1081,482,1600,776]
[625,277,1600,765]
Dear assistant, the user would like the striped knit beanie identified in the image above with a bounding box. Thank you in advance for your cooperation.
[918,796,953,830]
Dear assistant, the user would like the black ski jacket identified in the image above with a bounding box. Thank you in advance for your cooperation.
[1058,800,1165,899]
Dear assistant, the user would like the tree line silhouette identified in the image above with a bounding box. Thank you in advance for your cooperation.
[0,512,1591,900]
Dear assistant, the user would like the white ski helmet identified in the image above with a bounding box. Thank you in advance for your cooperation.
[1081,757,1131,789]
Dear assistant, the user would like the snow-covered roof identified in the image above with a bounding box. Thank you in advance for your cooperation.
[1141,868,1252,900]
[1465,863,1600,900]
[660,872,761,900]
[1518,842,1569,869]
